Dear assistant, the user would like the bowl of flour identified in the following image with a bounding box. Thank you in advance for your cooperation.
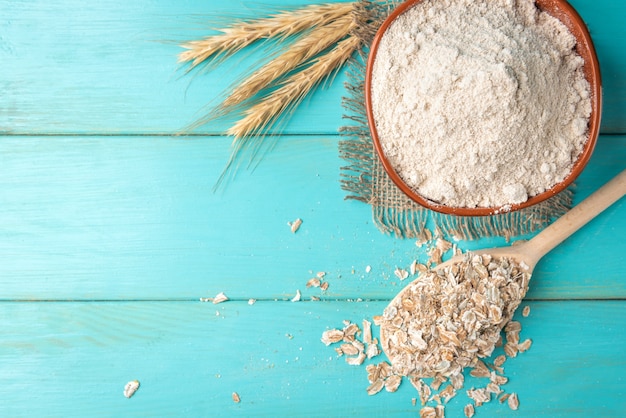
[365,0,602,216]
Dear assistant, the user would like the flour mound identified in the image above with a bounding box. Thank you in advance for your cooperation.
[371,0,592,208]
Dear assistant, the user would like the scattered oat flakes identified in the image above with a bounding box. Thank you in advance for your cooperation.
[467,387,490,406]
[486,382,502,395]
[490,372,508,386]
[248,298,256,305]
[492,364,504,375]
[212,292,229,304]
[346,351,366,366]
[394,267,409,281]
[123,380,140,399]
[320,281,329,291]
[493,355,507,367]
[366,379,385,396]
[505,321,521,332]
[366,364,378,381]
[411,378,431,405]
[291,289,301,302]
[449,372,464,390]
[385,375,402,392]
[522,305,531,317]
[232,392,241,403]
[340,343,360,356]
[365,265,372,273]
[518,338,532,352]
[504,342,519,358]
[440,384,457,403]
[428,247,443,265]
[506,330,520,345]
[499,393,511,404]
[420,406,437,418]
[435,405,445,418]
[310,296,320,301]
[366,342,380,359]
[321,329,344,346]
[470,360,490,378]
[508,392,520,410]
[306,277,321,288]
[342,322,360,342]
[366,361,392,385]
[431,374,446,391]
[464,404,475,418]
[362,319,372,344]
[417,263,429,275]
[288,218,302,233]
[352,339,365,352]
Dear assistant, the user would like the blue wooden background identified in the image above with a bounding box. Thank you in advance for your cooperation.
[1,0,625,416]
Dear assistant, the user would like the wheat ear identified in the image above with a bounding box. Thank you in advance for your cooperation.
[178,2,356,69]
[222,13,356,109]
[221,14,354,109]
[227,35,362,140]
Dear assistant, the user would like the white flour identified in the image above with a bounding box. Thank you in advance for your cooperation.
[371,0,592,208]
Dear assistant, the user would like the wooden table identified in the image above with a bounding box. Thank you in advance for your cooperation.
[1,0,625,416]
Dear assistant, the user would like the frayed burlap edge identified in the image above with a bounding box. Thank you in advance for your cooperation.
[339,0,572,240]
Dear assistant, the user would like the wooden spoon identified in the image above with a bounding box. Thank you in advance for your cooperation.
[379,169,626,378]
[435,168,626,274]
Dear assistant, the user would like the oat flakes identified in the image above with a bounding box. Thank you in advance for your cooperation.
[289,218,302,233]
[366,378,385,396]
[508,392,520,410]
[211,292,229,304]
[385,375,402,392]
[380,253,530,378]
[420,406,437,418]
[123,380,140,399]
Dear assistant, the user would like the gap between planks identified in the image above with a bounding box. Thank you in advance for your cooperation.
[0,297,625,303]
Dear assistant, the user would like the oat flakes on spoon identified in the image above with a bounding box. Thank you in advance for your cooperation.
[380,169,626,378]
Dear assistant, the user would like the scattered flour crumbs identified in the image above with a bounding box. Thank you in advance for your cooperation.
[371,0,592,208]
[321,234,533,417]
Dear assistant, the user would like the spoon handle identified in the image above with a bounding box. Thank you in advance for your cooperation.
[527,169,626,262]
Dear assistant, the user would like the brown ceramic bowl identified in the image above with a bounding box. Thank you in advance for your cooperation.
[365,0,602,216]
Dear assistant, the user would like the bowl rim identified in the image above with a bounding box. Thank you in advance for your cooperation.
[365,0,602,216]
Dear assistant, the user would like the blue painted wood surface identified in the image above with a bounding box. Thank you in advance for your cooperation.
[1,0,625,417]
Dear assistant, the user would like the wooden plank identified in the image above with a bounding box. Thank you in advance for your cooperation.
[0,300,624,416]
[0,135,624,301]
[1,0,625,135]
[0,0,351,135]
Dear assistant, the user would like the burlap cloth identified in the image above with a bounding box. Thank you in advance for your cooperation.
[339,1,572,240]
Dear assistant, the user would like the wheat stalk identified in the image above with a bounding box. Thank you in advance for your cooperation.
[222,12,356,109]
[178,2,356,69]
[227,35,362,140]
